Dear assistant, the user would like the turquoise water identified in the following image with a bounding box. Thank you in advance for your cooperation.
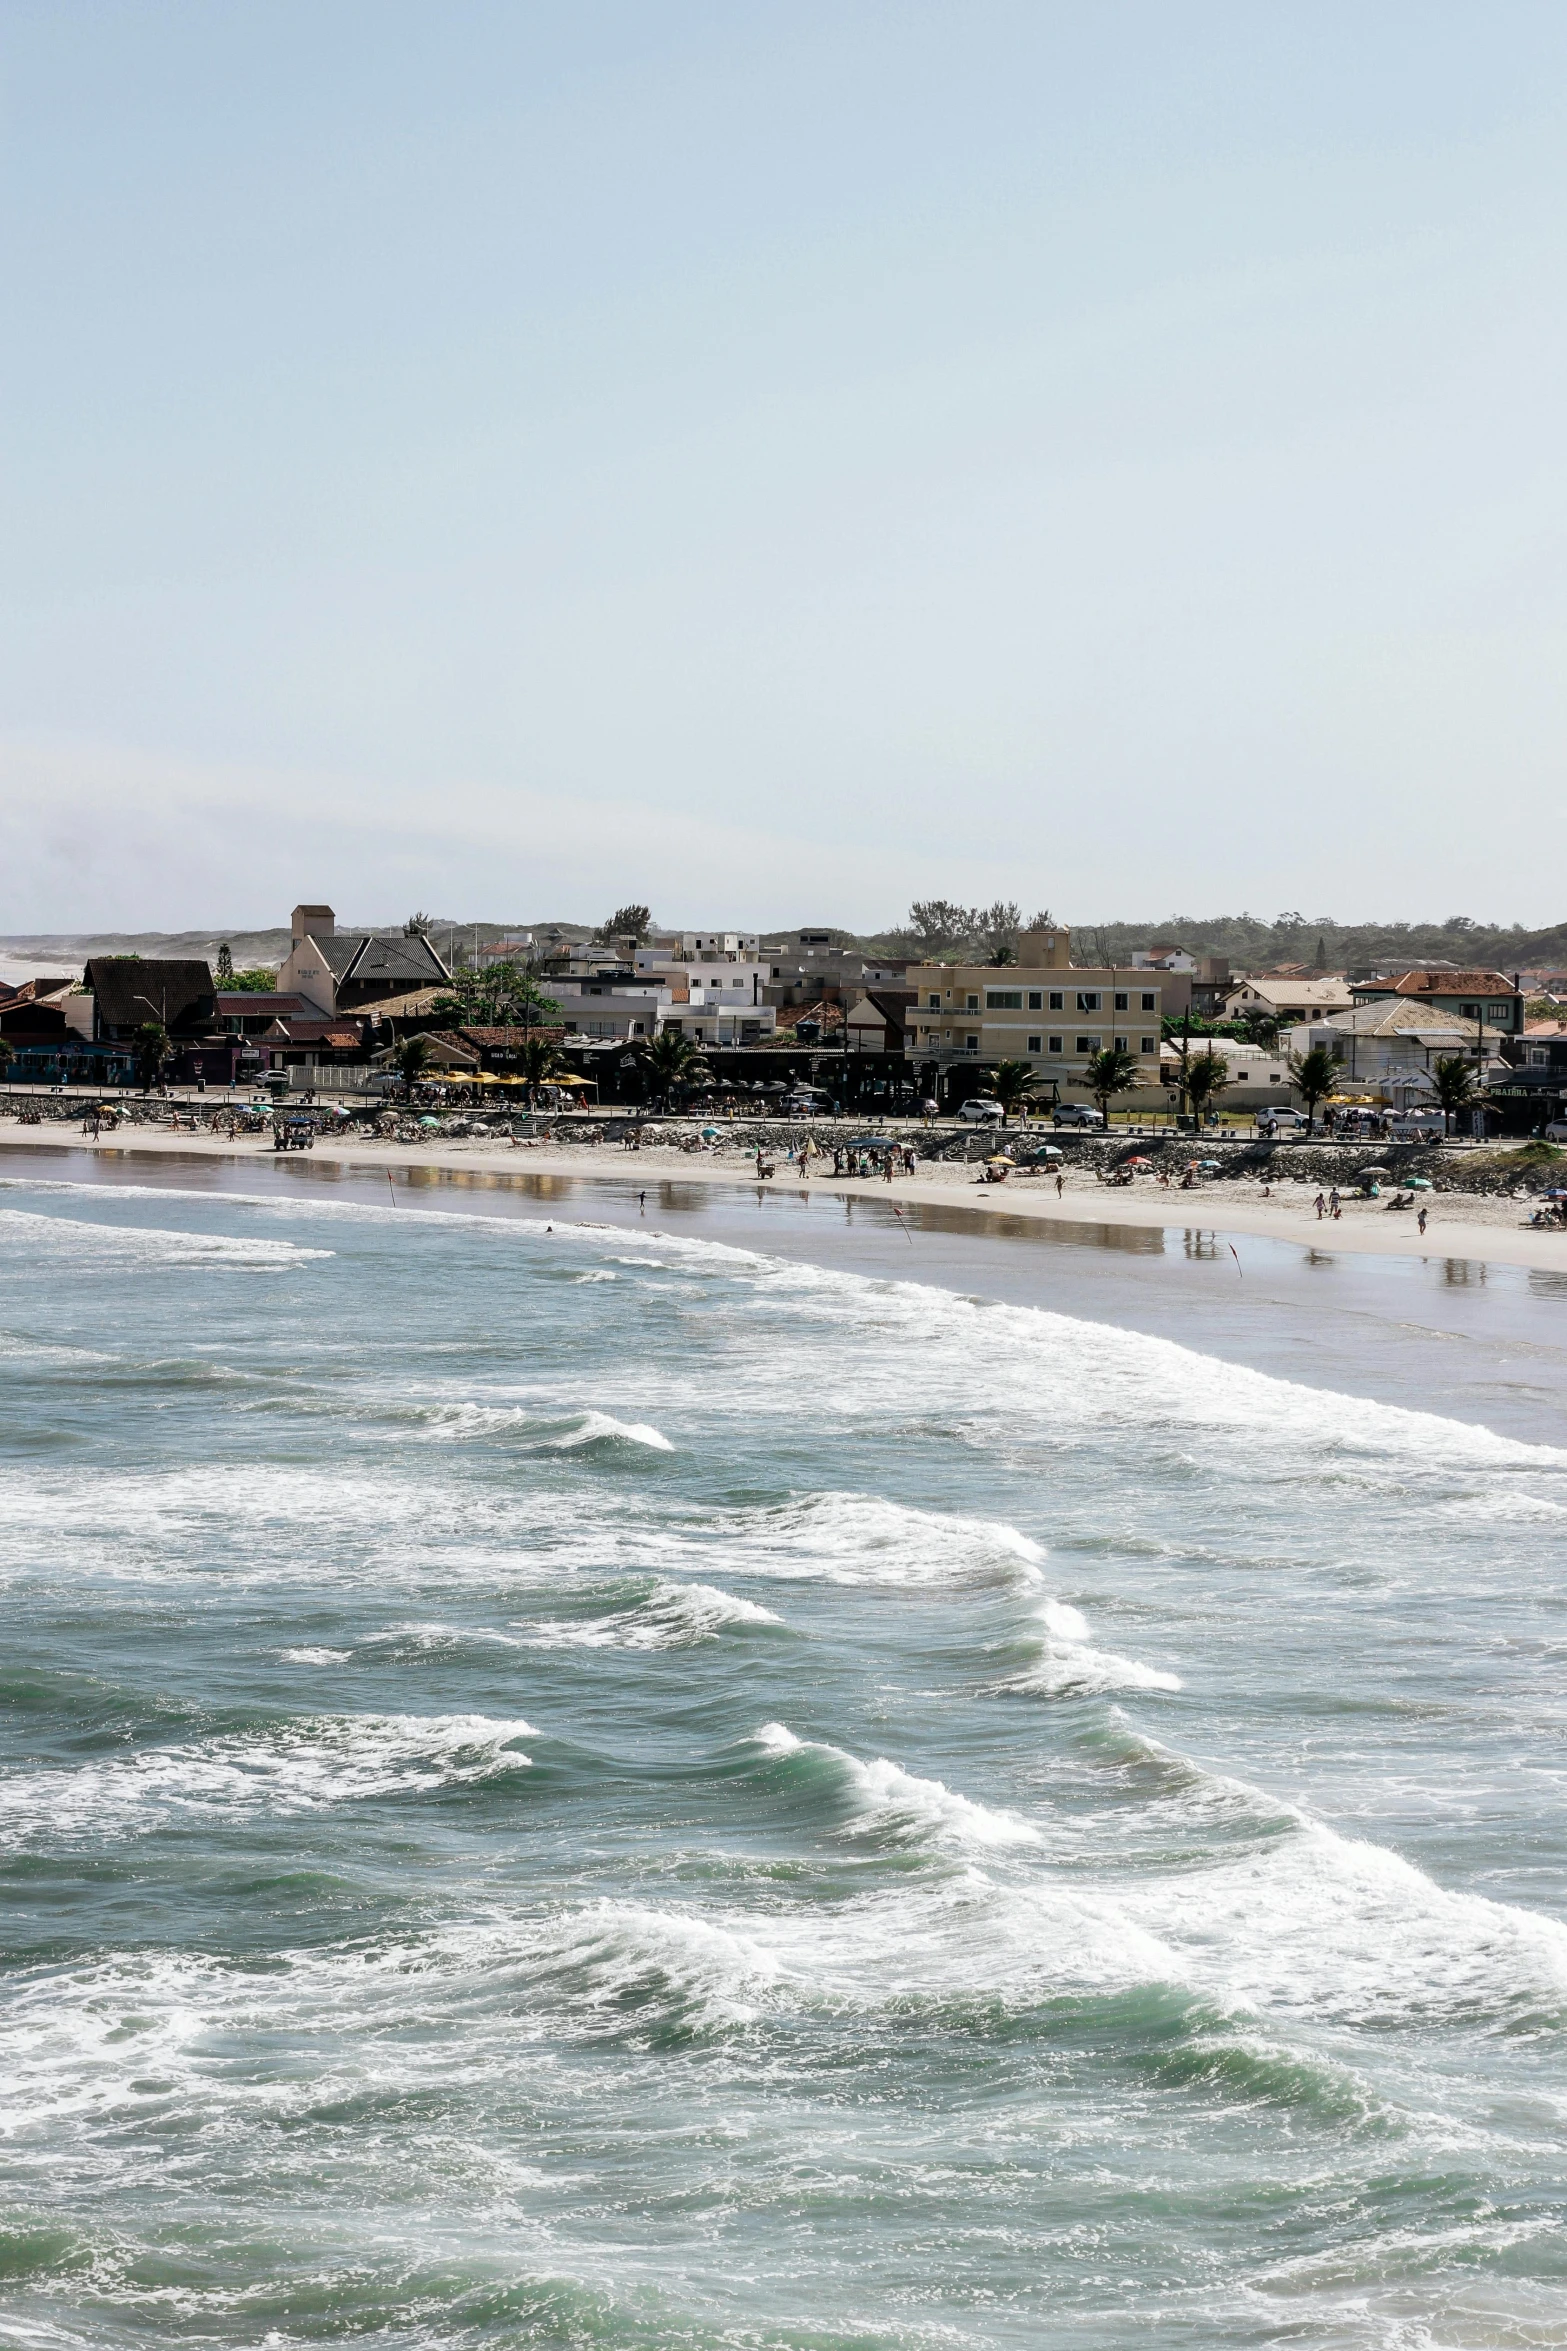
[4,1168,1567,2348]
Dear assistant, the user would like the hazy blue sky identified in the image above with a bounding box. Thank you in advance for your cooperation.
[5,2,1567,931]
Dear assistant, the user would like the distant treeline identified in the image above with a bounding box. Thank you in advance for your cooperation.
[859,913,1567,971]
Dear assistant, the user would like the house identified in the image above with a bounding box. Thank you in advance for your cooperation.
[761,945,910,1008]
[902,929,1188,1100]
[1129,942,1199,972]
[1221,974,1354,1026]
[1349,969,1524,1038]
[548,968,673,1042]
[84,957,218,1042]
[1284,999,1506,1105]
[844,990,915,1053]
[215,991,313,1037]
[276,905,450,1016]
[1156,1039,1293,1110]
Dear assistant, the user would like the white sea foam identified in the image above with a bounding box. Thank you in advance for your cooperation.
[714,1491,1046,1588]
[552,1411,675,1451]
[521,1580,783,1650]
[0,1714,536,1846]
[1000,1597,1183,1696]
[0,1206,332,1272]
[752,1723,1043,1850]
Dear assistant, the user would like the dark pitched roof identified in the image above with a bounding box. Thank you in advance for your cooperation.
[86,957,215,1034]
[1357,969,1520,998]
[0,976,74,1006]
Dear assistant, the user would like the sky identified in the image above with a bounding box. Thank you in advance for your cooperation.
[4,1,1567,934]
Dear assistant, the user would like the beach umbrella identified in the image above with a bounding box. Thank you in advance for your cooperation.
[418,1115,441,1128]
[1357,1165,1392,1181]
[701,1126,721,1139]
[1404,1176,1432,1189]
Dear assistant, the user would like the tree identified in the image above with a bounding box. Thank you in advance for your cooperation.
[518,1034,566,1108]
[988,1060,1039,1125]
[0,1036,13,1083]
[638,1027,709,1105]
[225,968,280,993]
[1083,1044,1143,1121]
[404,912,435,937]
[594,904,651,947]
[1287,1043,1340,1132]
[395,1034,434,1091]
[1181,1046,1232,1127]
[1428,1053,1477,1136]
[906,899,976,957]
[977,900,1024,961]
[135,1020,171,1093]
[215,942,234,983]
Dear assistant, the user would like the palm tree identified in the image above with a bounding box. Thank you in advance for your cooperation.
[518,1034,566,1108]
[1083,1044,1143,1123]
[135,1020,170,1093]
[1286,1043,1340,1133]
[639,1027,708,1107]
[1428,1053,1476,1136]
[395,1034,434,1094]
[0,1036,13,1084]
[988,1060,1039,1125]
[1182,1046,1232,1129]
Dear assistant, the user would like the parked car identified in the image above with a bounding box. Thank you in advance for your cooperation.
[1543,1119,1567,1142]
[958,1097,1004,1123]
[1256,1108,1309,1136]
[1053,1104,1105,1129]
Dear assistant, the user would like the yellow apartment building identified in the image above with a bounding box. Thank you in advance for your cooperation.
[902,930,1190,1099]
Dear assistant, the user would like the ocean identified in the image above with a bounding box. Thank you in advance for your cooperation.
[3,1156,1566,2348]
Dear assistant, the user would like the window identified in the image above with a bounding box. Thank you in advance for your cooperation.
[927,993,941,1010]
[1048,1035,1063,1054]
[965,1034,979,1050]
[1049,990,1063,1011]
[966,994,979,1011]
[1027,1035,1042,1054]
[1114,1036,1128,1053]
[1075,1036,1092,1055]
[1530,1047,1549,1066]
[1459,1002,1479,1021]
[1141,992,1156,1012]
[986,990,1023,1009]
[1027,991,1042,1011]
[1114,991,1128,1011]
[1076,991,1100,1012]
[1140,1036,1156,1055]
[1489,1002,1510,1021]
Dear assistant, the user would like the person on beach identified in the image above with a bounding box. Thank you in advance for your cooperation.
[1055,1171,1064,1198]
[1314,1192,1327,1220]
[1330,1187,1342,1219]
[1418,1204,1428,1235]
[638,1192,646,1214]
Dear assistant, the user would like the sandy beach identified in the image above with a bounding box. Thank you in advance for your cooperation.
[6,1119,1566,1274]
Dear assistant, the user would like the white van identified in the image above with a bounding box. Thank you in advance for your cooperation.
[1053,1104,1105,1129]
[1256,1108,1308,1137]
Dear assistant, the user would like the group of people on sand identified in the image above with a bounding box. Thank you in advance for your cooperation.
[1314,1185,1429,1235]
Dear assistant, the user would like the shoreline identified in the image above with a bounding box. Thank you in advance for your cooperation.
[5,1121,1567,1273]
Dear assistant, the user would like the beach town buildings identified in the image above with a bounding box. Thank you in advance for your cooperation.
[1348,968,1524,1037]
[277,905,450,1016]
[902,927,1191,1104]
[1220,974,1354,1026]
[1282,1000,1510,1106]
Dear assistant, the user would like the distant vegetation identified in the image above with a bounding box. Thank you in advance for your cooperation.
[860,910,1567,971]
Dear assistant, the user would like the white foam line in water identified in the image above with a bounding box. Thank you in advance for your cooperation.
[0,1206,331,1270]
[551,1411,674,1452]
[752,1723,1044,1850]
[1001,1598,1183,1696]
[518,1580,783,1651]
[0,1714,536,1847]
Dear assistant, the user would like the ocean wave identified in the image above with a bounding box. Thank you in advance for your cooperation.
[747,1723,1042,1851]
[710,1490,1046,1589]
[996,1598,1183,1697]
[551,1411,675,1452]
[0,1206,332,1272]
[520,1580,783,1651]
[0,1713,536,1846]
